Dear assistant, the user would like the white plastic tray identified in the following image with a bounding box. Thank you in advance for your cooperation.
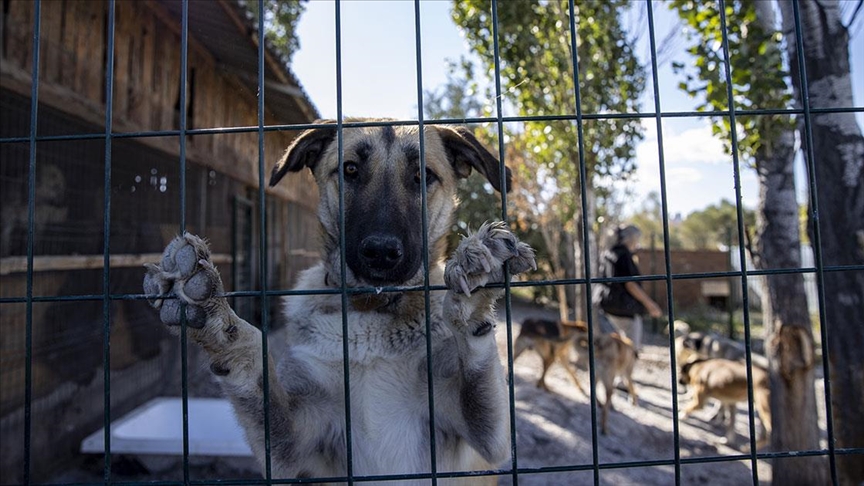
[80,397,253,457]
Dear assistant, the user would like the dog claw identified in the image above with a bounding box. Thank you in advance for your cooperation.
[459,275,472,296]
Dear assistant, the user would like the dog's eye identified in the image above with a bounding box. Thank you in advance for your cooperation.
[343,161,359,179]
[414,168,438,186]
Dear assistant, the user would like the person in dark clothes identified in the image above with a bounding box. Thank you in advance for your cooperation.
[593,224,662,351]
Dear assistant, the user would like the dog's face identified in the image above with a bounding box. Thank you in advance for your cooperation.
[270,120,510,287]
[682,332,706,353]
[678,361,695,386]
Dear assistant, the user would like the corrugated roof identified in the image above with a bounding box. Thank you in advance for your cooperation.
[156,0,320,124]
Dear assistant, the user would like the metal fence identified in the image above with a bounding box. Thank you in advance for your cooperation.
[1,0,862,484]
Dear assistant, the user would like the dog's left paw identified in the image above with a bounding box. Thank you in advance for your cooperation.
[444,221,536,295]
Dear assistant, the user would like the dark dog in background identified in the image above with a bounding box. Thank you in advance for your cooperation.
[681,331,769,369]
[513,318,588,394]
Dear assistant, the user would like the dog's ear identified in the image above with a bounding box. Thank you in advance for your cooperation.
[436,126,511,193]
[692,334,705,351]
[270,120,337,187]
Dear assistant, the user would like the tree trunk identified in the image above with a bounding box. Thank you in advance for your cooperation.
[778,1,864,484]
[572,178,598,323]
[751,129,825,485]
[538,219,569,321]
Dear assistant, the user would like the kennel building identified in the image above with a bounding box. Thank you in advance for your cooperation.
[0,0,320,480]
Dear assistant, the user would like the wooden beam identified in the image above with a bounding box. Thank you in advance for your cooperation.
[0,253,234,276]
[0,63,317,213]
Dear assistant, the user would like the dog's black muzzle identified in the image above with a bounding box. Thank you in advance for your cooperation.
[349,231,420,286]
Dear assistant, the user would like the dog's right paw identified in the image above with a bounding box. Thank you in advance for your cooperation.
[143,233,225,329]
[444,221,536,296]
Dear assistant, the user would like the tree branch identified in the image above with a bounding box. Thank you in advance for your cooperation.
[845,0,864,30]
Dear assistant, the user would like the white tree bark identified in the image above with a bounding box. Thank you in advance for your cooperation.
[778,1,864,484]
[741,5,828,485]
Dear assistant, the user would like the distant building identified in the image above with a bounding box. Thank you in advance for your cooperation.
[636,248,736,313]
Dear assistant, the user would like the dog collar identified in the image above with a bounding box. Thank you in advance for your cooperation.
[324,272,403,312]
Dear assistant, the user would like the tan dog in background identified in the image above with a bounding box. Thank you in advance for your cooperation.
[594,332,638,435]
[679,358,772,447]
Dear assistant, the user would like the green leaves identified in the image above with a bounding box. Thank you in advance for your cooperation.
[241,0,307,62]
[451,0,645,221]
[669,0,794,164]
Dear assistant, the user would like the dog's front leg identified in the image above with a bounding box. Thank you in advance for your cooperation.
[441,222,535,464]
[143,234,319,477]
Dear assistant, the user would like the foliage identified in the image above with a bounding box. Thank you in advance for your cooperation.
[240,0,307,62]
[451,0,645,223]
[670,0,794,164]
[423,65,505,252]
[677,199,755,250]
[624,193,754,251]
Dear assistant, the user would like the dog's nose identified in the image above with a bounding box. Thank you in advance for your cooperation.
[359,235,404,270]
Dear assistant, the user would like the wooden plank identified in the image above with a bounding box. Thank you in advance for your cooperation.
[143,0,216,67]
[112,0,129,118]
[9,0,34,72]
[139,9,155,130]
[72,0,90,95]
[59,0,81,87]
[83,0,105,104]
[0,253,234,276]
[124,1,141,123]
[40,0,63,84]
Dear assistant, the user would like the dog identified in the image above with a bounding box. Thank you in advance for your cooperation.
[143,120,536,482]
[671,320,699,367]
[513,318,588,395]
[593,332,638,435]
[680,331,769,369]
[678,358,772,447]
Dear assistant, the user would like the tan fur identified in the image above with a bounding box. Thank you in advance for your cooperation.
[594,332,638,435]
[679,358,772,447]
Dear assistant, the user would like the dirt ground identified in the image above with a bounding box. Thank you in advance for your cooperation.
[494,299,778,485]
[54,299,829,485]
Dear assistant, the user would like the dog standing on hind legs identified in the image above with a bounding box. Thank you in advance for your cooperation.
[143,120,536,483]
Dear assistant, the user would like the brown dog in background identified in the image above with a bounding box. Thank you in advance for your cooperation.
[513,318,588,395]
[594,332,638,435]
[514,319,638,435]
[679,358,772,447]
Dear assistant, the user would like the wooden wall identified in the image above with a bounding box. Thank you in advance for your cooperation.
[0,0,318,209]
[636,248,734,312]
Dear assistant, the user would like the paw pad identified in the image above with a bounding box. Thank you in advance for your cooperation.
[143,233,223,329]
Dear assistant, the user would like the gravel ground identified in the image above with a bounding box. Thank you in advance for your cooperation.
[53,299,827,485]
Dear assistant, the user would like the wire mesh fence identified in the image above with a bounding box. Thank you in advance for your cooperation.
[1,0,863,485]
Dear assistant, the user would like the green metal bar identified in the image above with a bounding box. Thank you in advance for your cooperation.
[487,2,521,484]
[22,0,42,482]
[255,0,274,482]
[100,0,117,483]
[716,2,760,482]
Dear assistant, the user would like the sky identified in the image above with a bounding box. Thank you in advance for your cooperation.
[291,1,864,218]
